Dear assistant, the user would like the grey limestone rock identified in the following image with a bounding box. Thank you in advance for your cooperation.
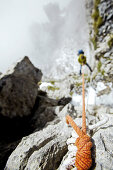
[93,114,113,169]
[5,120,72,170]
[58,108,113,170]
[0,56,42,118]
[104,51,111,58]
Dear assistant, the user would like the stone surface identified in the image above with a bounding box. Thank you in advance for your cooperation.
[104,51,111,57]
[30,92,71,130]
[0,56,42,118]
[0,80,72,169]
[5,103,113,170]
[58,108,113,170]
[5,119,72,170]
[97,86,111,96]
[104,63,112,73]
[2,0,113,169]
[39,74,83,99]
[93,114,113,169]
[3,56,42,83]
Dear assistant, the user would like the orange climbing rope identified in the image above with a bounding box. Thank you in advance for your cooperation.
[66,65,92,170]
[82,65,86,134]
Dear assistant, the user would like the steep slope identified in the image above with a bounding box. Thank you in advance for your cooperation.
[4,1,113,170]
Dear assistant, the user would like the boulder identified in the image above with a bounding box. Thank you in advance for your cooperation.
[0,83,71,169]
[4,56,42,84]
[5,119,72,170]
[31,91,72,130]
[93,114,113,169]
[4,85,113,170]
[58,108,113,170]
[0,56,42,118]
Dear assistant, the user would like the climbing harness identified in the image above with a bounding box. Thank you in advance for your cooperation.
[66,65,92,170]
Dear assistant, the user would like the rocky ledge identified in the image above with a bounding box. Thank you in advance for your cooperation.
[5,103,113,170]
[0,54,112,170]
[0,57,71,170]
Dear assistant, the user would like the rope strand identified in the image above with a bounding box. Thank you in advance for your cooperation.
[66,65,92,169]
[82,65,86,134]
[66,115,84,137]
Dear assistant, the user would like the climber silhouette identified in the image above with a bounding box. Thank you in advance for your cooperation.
[77,50,92,75]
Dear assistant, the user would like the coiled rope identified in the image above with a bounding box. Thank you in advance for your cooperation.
[66,65,92,170]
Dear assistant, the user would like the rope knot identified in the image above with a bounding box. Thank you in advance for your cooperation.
[75,134,92,170]
[66,115,92,170]
[75,134,91,149]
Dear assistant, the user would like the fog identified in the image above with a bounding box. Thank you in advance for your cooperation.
[0,0,89,76]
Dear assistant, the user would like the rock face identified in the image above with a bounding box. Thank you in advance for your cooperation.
[5,119,72,170]
[0,56,42,118]
[85,2,113,168]
[58,106,113,170]
[93,114,113,169]
[2,1,113,170]
[5,104,113,170]
[0,54,72,169]
[39,74,83,99]
[87,0,113,83]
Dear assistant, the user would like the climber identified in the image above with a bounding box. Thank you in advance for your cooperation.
[78,50,92,75]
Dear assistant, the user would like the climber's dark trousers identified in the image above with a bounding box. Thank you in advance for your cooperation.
[80,63,92,75]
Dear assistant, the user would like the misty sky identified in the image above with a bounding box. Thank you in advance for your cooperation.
[0,0,89,74]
